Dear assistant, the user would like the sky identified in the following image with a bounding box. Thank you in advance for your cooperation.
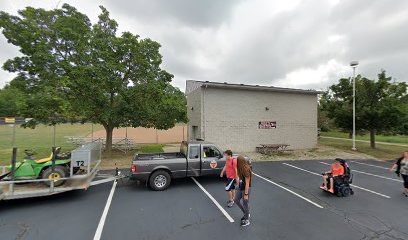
[0,0,407,92]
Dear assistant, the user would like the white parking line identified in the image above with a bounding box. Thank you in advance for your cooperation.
[94,180,118,240]
[318,162,402,183]
[253,173,323,209]
[282,163,391,199]
[191,177,235,223]
[350,161,390,170]
[282,163,321,176]
[90,177,117,186]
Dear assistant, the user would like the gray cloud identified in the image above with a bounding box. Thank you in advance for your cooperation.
[0,0,407,90]
[105,0,243,27]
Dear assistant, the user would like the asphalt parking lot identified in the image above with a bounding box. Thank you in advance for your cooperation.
[1,159,408,240]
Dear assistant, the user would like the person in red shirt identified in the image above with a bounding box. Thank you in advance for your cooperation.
[220,150,238,208]
[320,158,345,193]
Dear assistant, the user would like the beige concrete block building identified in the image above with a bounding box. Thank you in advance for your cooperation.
[186,80,320,152]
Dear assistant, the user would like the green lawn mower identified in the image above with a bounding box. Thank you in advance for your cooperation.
[1,147,72,187]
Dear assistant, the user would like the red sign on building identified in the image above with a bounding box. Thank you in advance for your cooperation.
[258,121,277,129]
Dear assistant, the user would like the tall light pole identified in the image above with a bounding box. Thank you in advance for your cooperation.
[350,61,359,151]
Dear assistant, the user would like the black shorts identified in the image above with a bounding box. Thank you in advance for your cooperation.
[225,178,236,191]
[402,174,408,188]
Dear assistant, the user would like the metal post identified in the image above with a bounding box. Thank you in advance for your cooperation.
[12,122,16,147]
[350,61,359,151]
[53,124,56,148]
[50,146,56,192]
[352,66,356,151]
[9,147,17,193]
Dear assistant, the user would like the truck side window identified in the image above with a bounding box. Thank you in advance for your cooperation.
[203,146,221,158]
[189,146,199,159]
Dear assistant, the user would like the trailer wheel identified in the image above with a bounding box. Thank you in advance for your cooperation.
[149,170,171,191]
[42,166,68,187]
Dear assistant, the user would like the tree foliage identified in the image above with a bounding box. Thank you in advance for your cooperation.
[0,84,26,116]
[321,70,408,148]
[0,4,187,151]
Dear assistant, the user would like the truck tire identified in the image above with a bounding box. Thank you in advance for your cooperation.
[149,170,171,191]
[42,165,68,187]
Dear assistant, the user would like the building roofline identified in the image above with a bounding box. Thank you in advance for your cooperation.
[186,80,322,95]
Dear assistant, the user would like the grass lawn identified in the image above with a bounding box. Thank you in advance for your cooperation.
[319,137,407,160]
[321,131,408,144]
[0,122,166,169]
[0,123,103,165]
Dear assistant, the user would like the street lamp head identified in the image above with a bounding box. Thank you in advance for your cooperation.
[350,61,359,67]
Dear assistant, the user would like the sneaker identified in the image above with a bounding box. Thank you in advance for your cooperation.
[241,219,250,227]
[403,192,408,197]
[227,200,234,208]
[241,214,250,222]
[329,188,334,193]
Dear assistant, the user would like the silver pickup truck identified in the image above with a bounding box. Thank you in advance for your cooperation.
[131,141,249,190]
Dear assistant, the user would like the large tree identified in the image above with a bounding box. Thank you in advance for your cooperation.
[0,4,187,152]
[321,70,407,148]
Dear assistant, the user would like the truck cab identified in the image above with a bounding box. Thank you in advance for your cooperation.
[182,141,225,177]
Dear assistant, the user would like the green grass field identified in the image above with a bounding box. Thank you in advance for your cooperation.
[321,131,408,144]
[0,123,104,165]
[0,123,166,166]
[319,137,407,160]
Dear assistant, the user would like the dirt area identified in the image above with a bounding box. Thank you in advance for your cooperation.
[244,144,375,162]
[100,151,135,170]
[88,126,187,144]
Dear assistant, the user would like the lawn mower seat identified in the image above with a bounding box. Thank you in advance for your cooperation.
[35,147,61,164]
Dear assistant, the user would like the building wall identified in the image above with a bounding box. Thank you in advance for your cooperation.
[186,88,202,140]
[202,88,318,152]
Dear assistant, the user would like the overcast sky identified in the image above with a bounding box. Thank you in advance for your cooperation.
[1,0,407,91]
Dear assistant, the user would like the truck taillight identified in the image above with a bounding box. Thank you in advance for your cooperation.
[132,164,137,173]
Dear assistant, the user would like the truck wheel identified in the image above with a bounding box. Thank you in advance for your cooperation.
[149,170,171,191]
[42,166,68,187]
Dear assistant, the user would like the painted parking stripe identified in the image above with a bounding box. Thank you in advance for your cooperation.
[253,173,323,209]
[282,163,391,199]
[191,177,235,223]
[94,180,118,240]
[319,162,402,183]
[90,177,117,186]
[350,161,390,170]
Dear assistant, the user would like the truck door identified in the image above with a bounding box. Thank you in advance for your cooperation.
[186,144,201,177]
[201,145,225,175]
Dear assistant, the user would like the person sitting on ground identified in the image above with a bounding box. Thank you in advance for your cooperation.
[320,158,345,193]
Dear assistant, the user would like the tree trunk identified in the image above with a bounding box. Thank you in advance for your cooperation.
[104,125,114,154]
[348,132,352,139]
[369,129,376,149]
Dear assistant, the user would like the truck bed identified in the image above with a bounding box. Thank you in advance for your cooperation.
[134,152,185,160]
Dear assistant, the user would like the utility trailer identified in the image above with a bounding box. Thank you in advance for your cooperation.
[0,142,117,201]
